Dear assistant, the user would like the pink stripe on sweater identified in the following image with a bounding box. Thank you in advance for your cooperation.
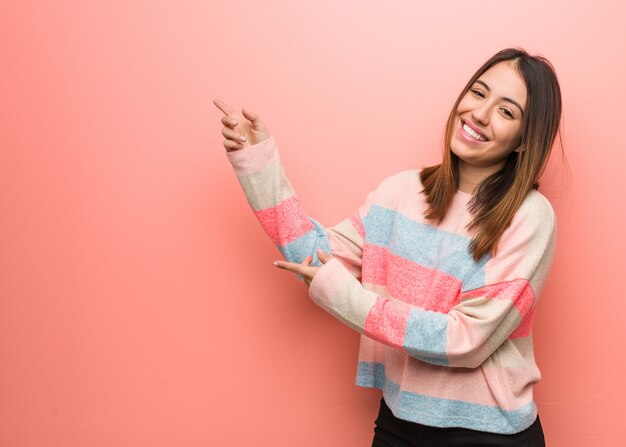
[349,212,365,238]
[361,244,387,285]
[363,298,411,348]
[509,305,536,338]
[460,279,534,316]
[254,196,314,246]
[361,245,462,312]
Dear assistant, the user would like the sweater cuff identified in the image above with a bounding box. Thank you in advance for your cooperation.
[309,257,375,332]
[225,135,277,174]
[309,258,347,306]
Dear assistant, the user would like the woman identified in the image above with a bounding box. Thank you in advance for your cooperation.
[213,48,562,446]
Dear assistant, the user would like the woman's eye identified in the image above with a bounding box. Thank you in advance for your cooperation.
[500,108,514,118]
[471,89,485,98]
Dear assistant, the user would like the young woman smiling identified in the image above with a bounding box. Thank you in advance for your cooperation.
[214,48,563,446]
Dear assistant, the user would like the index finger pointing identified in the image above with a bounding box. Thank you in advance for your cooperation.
[274,261,309,276]
[317,250,333,264]
[213,98,236,116]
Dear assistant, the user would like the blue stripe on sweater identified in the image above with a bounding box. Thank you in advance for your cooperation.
[279,218,332,265]
[362,205,488,291]
[356,361,536,434]
[404,308,449,366]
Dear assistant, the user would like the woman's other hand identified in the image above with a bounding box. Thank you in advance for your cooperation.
[273,250,334,286]
[213,98,271,152]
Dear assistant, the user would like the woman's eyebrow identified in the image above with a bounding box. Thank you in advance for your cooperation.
[475,79,525,117]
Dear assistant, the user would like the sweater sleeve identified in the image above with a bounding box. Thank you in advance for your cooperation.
[309,195,557,368]
[226,136,370,278]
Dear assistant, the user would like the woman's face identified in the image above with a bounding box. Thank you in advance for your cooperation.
[450,61,528,171]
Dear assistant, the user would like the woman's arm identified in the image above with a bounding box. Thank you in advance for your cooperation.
[308,195,557,368]
[214,98,368,276]
[227,135,369,275]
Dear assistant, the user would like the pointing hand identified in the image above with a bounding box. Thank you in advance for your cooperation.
[273,250,334,287]
[213,98,271,152]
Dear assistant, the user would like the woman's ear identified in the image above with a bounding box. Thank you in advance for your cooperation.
[514,145,525,153]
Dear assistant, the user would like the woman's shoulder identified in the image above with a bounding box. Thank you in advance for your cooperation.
[375,169,423,190]
[500,190,557,250]
[517,188,557,227]
[357,170,424,210]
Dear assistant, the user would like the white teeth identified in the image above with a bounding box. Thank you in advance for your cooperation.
[462,123,487,141]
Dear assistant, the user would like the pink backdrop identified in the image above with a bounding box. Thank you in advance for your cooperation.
[1,1,625,445]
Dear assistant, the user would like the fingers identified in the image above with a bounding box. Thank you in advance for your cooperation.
[223,139,245,151]
[218,107,246,151]
[301,256,313,286]
[221,126,247,143]
[214,99,255,129]
[241,108,262,128]
[214,98,243,132]
[273,260,316,278]
[214,98,270,146]
[221,114,238,129]
[273,260,305,274]
[317,249,333,264]
[272,252,332,288]
[213,98,236,117]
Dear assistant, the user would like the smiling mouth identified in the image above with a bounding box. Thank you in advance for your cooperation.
[461,120,488,142]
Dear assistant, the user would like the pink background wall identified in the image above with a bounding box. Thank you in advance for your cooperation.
[1,1,625,445]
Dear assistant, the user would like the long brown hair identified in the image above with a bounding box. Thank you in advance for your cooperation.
[420,48,563,261]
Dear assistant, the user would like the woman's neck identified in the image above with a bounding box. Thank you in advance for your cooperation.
[457,160,504,195]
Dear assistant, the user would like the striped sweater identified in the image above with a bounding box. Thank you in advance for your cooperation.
[227,136,557,435]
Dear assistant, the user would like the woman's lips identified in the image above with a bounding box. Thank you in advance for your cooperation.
[459,119,488,143]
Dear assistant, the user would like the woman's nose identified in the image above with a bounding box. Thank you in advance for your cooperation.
[471,103,490,126]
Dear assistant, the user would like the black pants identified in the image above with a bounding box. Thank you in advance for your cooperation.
[372,398,546,447]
